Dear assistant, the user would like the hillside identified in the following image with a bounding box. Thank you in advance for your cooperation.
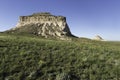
[0,33,120,80]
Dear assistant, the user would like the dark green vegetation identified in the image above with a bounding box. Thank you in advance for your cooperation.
[0,33,120,80]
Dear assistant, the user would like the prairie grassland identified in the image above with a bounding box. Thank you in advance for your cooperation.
[0,33,120,80]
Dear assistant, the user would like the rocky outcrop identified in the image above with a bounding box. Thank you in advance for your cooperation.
[10,12,73,39]
[93,35,103,41]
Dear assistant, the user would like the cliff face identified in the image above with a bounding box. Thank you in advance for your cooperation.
[16,13,66,28]
[93,35,104,41]
[11,12,73,39]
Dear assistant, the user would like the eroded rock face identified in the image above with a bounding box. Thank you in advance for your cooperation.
[93,35,103,41]
[11,12,73,39]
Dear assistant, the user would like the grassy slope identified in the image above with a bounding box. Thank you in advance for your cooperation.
[0,33,120,80]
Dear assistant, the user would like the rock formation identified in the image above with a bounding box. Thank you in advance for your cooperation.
[8,12,73,39]
[93,35,103,41]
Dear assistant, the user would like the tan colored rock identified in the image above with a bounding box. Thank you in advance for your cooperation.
[10,12,73,39]
[93,35,103,41]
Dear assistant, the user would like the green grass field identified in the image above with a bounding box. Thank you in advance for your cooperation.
[0,33,120,80]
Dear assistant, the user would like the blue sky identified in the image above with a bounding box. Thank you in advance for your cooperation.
[0,0,120,40]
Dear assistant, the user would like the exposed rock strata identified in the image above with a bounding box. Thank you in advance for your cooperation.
[10,12,73,39]
[93,35,103,41]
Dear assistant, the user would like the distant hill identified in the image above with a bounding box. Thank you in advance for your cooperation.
[93,35,104,41]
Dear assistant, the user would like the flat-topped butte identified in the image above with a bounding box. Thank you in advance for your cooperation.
[16,12,66,28]
[8,12,73,40]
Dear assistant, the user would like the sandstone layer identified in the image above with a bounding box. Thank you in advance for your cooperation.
[93,35,103,41]
[10,12,73,39]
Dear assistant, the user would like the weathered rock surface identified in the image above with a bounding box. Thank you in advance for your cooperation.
[8,12,73,39]
[93,35,103,41]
